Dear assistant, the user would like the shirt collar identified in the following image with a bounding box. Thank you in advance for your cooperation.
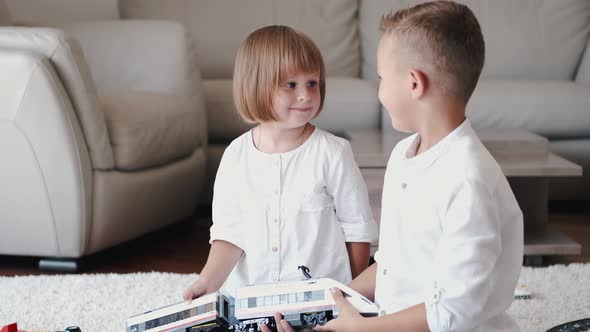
[403,118,472,170]
[248,126,319,159]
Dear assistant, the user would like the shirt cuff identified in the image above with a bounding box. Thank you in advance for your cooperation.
[425,282,452,332]
[209,223,246,251]
[340,218,378,243]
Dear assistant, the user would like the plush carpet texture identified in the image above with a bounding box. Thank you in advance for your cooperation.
[0,264,588,331]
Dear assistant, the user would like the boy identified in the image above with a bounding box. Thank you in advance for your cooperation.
[266,1,524,331]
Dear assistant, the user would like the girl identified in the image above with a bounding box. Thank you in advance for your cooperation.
[183,25,377,301]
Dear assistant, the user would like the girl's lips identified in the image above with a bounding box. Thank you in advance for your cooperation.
[290,107,313,112]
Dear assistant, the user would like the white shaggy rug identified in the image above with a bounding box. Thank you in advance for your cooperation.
[0,264,589,332]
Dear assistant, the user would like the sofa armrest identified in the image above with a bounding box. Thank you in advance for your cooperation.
[0,49,93,257]
[576,38,590,83]
[58,20,199,97]
[0,26,114,169]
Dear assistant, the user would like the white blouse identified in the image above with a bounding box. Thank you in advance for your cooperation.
[211,128,377,296]
[374,120,523,332]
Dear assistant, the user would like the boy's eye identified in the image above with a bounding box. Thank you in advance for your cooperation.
[286,82,296,89]
[307,80,318,88]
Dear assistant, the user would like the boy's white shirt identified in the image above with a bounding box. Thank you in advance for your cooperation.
[211,127,378,297]
[374,119,523,332]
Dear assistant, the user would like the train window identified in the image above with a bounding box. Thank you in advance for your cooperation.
[304,291,312,302]
[180,309,190,320]
[280,294,288,304]
[205,303,213,312]
[312,290,324,301]
[297,292,304,302]
[264,296,272,306]
[272,295,280,305]
[190,307,197,316]
[248,297,256,308]
[197,305,205,315]
[257,296,264,307]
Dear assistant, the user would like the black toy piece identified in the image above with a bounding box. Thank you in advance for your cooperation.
[547,318,590,332]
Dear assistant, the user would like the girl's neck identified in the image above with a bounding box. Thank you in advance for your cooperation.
[254,122,313,154]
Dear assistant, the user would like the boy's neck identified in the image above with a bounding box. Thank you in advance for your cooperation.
[415,102,466,156]
[254,122,312,154]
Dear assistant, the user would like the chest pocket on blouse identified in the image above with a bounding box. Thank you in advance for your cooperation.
[300,186,334,212]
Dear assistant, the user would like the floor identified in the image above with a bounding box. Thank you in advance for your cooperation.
[0,204,588,276]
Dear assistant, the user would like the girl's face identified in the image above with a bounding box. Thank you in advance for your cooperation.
[272,72,321,129]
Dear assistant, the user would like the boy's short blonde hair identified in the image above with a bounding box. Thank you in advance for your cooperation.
[233,25,326,123]
[380,1,485,103]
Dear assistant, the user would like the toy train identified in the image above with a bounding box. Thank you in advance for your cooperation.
[127,278,380,332]
[126,292,232,332]
[233,278,379,330]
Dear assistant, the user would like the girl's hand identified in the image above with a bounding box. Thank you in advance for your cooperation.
[314,288,364,332]
[182,277,210,303]
[260,313,296,332]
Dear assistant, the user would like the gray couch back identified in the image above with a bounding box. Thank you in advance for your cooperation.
[0,0,11,25]
[4,0,119,25]
[360,0,590,82]
[121,0,361,79]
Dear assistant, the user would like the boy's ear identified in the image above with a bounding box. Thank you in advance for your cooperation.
[408,68,427,99]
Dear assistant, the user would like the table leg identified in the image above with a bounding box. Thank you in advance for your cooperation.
[508,177,549,235]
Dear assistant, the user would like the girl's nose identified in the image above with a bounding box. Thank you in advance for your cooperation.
[298,90,309,102]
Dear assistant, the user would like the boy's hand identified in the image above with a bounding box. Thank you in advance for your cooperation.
[182,277,209,303]
[314,288,364,332]
[260,313,296,332]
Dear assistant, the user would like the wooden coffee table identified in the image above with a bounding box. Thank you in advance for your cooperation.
[346,129,583,264]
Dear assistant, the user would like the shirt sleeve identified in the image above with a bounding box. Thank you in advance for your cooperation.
[209,146,246,251]
[425,177,507,332]
[326,140,378,243]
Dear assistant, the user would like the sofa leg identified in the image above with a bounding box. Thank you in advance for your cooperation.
[38,258,79,272]
[523,255,543,267]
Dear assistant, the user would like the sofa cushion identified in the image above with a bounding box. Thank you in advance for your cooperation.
[5,0,119,25]
[313,78,381,133]
[121,0,360,79]
[101,92,204,171]
[360,0,590,81]
[577,41,590,84]
[467,80,590,139]
[203,79,254,144]
[204,78,381,143]
[0,0,12,26]
[55,20,194,97]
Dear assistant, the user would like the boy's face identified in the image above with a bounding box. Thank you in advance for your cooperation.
[377,36,415,133]
[272,71,321,129]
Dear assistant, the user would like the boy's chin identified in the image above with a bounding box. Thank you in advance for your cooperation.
[390,120,414,134]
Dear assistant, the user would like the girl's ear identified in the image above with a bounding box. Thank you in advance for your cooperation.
[408,68,428,99]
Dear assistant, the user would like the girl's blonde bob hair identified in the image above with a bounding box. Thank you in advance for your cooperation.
[233,25,326,123]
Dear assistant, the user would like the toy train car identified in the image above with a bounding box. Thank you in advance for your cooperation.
[233,278,380,330]
[126,292,232,332]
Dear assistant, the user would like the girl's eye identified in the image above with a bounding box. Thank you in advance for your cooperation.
[307,80,318,88]
[286,82,296,89]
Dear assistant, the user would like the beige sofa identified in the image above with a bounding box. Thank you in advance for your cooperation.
[0,1,588,267]
[0,0,207,269]
[120,0,590,201]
